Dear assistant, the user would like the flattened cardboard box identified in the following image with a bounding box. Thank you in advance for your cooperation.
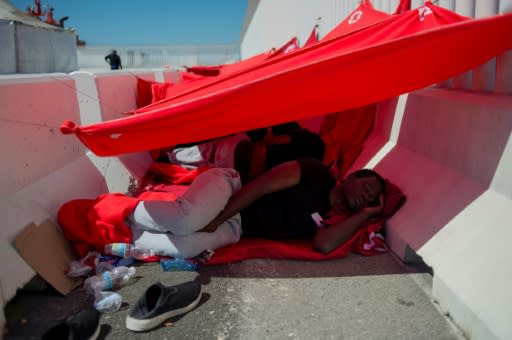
[15,219,83,295]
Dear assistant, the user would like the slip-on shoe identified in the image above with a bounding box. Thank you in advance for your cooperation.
[126,281,201,332]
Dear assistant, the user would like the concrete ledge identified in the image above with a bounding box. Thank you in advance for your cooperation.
[362,88,512,259]
[420,190,512,340]
[355,87,512,339]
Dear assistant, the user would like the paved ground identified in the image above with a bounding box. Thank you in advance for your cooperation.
[4,253,464,340]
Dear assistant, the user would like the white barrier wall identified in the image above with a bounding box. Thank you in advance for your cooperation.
[347,90,512,339]
[0,68,180,330]
[0,73,105,329]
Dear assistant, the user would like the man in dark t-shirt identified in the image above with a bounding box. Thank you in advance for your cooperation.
[105,50,122,70]
[201,158,386,254]
[241,158,335,239]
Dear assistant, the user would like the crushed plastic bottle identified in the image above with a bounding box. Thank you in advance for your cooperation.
[84,266,137,292]
[66,251,99,277]
[104,243,157,260]
[93,291,123,313]
[160,258,198,272]
[95,261,114,274]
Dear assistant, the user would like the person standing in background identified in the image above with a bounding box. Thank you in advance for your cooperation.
[105,50,122,70]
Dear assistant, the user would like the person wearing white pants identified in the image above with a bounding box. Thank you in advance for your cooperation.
[128,167,243,259]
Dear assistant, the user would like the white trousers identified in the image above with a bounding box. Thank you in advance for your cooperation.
[128,168,242,259]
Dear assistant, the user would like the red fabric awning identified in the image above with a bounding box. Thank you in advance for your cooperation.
[321,0,391,41]
[164,37,299,100]
[61,3,512,156]
[394,0,412,15]
[184,65,222,77]
[303,24,319,47]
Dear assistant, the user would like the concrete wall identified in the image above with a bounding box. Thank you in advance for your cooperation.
[0,68,180,329]
[0,22,78,74]
[0,20,16,74]
[346,89,512,340]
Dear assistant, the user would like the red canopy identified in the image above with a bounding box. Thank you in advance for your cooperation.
[163,37,299,100]
[321,0,391,41]
[184,65,221,77]
[394,0,412,15]
[61,3,512,156]
[303,24,319,47]
[153,2,389,108]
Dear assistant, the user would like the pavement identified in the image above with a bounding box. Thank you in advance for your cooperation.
[4,253,465,340]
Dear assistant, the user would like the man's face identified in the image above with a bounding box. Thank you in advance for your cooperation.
[330,175,383,212]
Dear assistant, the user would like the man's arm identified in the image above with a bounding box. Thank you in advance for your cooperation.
[200,160,301,232]
[312,195,384,254]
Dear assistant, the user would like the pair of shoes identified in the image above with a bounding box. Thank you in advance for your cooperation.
[41,307,101,340]
[126,281,202,332]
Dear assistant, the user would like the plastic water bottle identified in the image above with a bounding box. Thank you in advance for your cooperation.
[160,258,198,271]
[104,243,156,260]
[94,291,123,313]
[84,266,137,292]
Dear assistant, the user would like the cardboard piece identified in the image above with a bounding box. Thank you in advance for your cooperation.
[14,219,83,295]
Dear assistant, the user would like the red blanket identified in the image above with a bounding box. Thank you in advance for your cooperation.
[208,222,387,265]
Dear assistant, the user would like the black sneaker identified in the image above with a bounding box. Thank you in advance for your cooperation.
[41,307,101,340]
[126,281,202,332]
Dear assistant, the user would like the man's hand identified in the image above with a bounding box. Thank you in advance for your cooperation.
[361,194,384,219]
[198,214,223,233]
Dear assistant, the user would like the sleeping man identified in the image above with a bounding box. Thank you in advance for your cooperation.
[127,157,387,258]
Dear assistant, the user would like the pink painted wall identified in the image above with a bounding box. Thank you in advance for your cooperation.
[0,76,84,196]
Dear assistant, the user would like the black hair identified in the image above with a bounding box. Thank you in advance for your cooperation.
[288,128,326,160]
[245,128,268,142]
[264,128,326,170]
[350,169,386,193]
[245,121,302,142]
[271,121,301,135]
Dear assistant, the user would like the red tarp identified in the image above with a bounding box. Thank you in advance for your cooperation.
[321,0,391,41]
[303,24,319,47]
[394,0,412,15]
[146,3,392,107]
[162,38,299,100]
[61,3,512,156]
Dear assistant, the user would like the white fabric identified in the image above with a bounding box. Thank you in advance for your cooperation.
[167,133,249,169]
[128,167,242,259]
